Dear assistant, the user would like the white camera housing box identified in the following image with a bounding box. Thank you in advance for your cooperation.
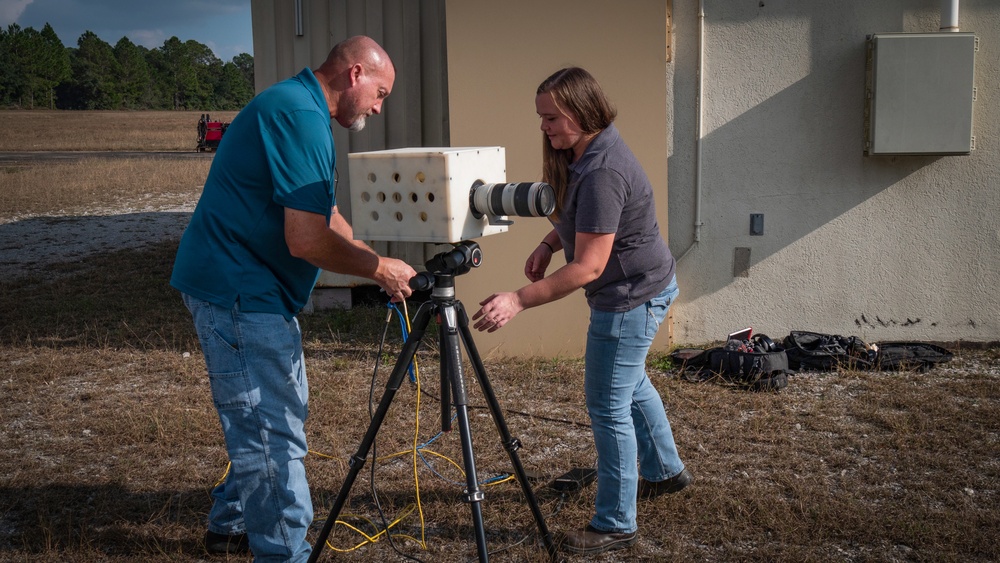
[348,146,508,243]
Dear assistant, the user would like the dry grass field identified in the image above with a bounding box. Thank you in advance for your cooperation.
[1,110,999,563]
[0,110,238,152]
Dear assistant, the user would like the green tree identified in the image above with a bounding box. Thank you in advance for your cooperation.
[216,61,254,109]
[142,46,171,109]
[189,39,223,107]
[114,37,150,109]
[0,24,65,107]
[0,24,30,106]
[0,22,253,111]
[154,37,199,109]
[232,52,254,88]
[61,31,122,109]
[30,24,71,108]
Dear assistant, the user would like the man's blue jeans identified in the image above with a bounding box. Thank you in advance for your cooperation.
[183,293,312,562]
[584,278,684,534]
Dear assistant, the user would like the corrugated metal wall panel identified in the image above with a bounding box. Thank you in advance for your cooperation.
[251,0,451,279]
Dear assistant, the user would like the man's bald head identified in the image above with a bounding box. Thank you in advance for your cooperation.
[314,35,395,131]
[321,35,393,75]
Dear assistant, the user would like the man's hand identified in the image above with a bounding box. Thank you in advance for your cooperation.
[374,257,417,302]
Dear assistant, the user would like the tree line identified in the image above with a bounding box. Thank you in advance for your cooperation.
[0,23,254,111]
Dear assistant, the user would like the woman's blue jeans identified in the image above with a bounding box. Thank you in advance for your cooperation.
[584,278,684,534]
[183,294,313,562]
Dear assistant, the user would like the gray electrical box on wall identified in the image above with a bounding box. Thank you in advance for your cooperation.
[864,32,977,156]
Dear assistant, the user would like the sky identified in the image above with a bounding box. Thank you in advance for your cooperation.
[0,0,253,61]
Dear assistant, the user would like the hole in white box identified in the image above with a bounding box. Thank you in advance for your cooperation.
[360,192,371,203]
[392,192,402,203]
[416,172,425,183]
[394,212,403,221]
[409,192,418,203]
[392,173,401,183]
[419,212,428,222]
[376,192,386,203]
[371,211,380,221]
[367,173,377,183]
[426,192,435,202]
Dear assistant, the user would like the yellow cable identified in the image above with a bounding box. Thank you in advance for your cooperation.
[211,461,231,490]
[321,504,420,552]
[377,447,464,475]
[210,302,518,554]
[403,299,429,549]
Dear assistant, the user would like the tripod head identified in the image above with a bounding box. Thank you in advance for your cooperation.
[409,241,483,292]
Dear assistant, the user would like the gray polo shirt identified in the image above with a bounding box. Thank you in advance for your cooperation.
[551,123,675,312]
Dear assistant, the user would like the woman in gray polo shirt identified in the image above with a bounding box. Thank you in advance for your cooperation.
[473,66,690,556]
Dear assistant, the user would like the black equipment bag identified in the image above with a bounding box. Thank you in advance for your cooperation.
[702,334,790,391]
[782,331,875,371]
[873,342,953,371]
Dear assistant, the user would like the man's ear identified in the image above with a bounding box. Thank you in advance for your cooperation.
[349,63,363,86]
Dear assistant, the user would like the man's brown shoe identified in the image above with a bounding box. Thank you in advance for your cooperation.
[562,524,637,555]
[638,468,693,499]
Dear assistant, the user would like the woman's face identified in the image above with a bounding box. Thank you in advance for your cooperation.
[535,92,587,156]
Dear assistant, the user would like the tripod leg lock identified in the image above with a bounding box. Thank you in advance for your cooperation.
[504,438,522,453]
[348,454,367,470]
[463,490,486,503]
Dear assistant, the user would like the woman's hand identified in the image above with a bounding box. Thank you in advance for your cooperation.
[525,244,553,282]
[473,232,611,333]
[472,292,524,333]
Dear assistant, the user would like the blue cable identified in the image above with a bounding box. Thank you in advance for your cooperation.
[387,302,417,383]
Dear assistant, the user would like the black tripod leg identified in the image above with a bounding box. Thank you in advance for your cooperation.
[440,317,452,432]
[439,303,490,562]
[455,302,558,561]
[307,303,434,563]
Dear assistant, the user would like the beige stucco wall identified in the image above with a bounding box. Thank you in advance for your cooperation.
[250,1,1000,351]
[444,0,671,356]
[250,0,671,356]
[667,0,1000,345]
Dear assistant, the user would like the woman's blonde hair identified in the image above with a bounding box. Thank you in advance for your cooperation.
[536,67,617,220]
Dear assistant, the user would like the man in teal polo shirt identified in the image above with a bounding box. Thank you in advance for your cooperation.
[171,35,415,561]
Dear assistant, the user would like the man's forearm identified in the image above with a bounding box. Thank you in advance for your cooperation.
[286,207,379,278]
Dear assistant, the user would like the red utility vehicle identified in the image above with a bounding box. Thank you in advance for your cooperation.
[196,114,230,152]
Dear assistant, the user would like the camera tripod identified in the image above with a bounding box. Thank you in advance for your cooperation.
[308,242,556,562]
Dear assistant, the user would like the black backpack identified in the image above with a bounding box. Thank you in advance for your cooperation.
[782,331,876,371]
[674,334,790,391]
[873,342,953,371]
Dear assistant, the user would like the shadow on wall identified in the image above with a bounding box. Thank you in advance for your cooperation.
[667,2,946,305]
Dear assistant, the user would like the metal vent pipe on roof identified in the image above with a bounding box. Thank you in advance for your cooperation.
[693,0,705,245]
[677,0,706,265]
[941,0,960,32]
[295,0,304,36]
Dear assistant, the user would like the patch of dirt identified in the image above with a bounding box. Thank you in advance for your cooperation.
[0,150,207,280]
[0,203,194,280]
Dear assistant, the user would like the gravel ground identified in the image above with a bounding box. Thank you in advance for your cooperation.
[0,150,208,281]
[0,202,194,280]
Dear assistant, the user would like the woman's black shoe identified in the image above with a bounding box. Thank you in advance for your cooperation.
[638,468,693,499]
[204,530,250,555]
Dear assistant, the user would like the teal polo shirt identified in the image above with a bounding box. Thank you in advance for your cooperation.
[171,68,336,319]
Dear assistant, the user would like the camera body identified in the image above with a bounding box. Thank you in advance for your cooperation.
[348,146,510,243]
